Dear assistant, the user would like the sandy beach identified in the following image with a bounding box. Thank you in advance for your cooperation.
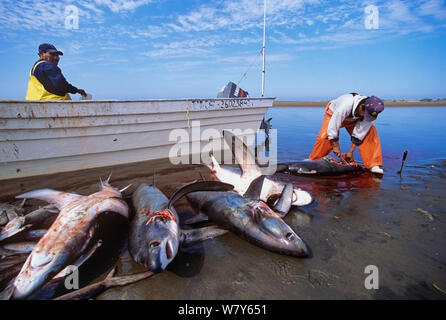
[2,156,444,300]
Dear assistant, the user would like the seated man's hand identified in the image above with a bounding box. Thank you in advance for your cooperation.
[77,89,87,97]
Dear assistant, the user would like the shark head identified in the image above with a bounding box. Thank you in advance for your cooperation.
[13,252,62,299]
[250,201,310,257]
[131,184,180,272]
[12,232,81,300]
[13,182,129,299]
[139,209,180,272]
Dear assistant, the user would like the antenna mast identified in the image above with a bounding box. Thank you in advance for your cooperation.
[261,0,266,97]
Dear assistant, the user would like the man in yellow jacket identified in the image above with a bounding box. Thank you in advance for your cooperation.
[26,43,87,100]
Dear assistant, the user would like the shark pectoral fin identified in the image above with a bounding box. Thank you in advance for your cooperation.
[30,250,54,268]
[0,217,31,242]
[223,130,262,178]
[90,198,129,219]
[16,189,82,209]
[181,225,229,247]
[243,175,266,200]
[183,212,209,225]
[273,183,294,218]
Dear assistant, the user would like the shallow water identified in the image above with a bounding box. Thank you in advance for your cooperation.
[266,106,446,166]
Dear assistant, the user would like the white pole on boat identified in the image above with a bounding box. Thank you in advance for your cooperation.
[261,0,266,97]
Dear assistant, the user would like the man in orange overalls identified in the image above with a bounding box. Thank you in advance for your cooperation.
[309,93,385,174]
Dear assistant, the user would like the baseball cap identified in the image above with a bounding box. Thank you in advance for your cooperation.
[363,96,384,121]
[38,43,63,55]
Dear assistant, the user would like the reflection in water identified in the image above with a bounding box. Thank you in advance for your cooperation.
[287,209,314,227]
[268,171,382,215]
[271,172,381,194]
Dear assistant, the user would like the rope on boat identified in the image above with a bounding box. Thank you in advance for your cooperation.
[185,99,191,128]
[237,48,263,87]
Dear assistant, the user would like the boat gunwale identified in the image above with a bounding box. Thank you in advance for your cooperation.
[0,97,276,103]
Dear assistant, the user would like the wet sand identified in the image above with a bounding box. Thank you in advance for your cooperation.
[3,156,444,300]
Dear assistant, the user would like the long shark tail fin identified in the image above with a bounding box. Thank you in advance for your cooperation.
[16,189,81,209]
[167,181,234,209]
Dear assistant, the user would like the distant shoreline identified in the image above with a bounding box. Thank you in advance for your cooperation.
[273,100,446,107]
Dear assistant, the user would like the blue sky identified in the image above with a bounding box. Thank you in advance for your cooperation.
[0,0,445,100]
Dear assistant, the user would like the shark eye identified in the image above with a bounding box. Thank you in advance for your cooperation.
[149,240,160,248]
[286,233,295,241]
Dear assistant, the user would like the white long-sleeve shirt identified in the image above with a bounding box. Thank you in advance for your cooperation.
[327,93,373,144]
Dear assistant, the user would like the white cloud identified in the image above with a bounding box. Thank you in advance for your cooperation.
[164,0,320,33]
[141,46,213,58]
[93,0,154,13]
[0,0,155,31]
[0,0,66,30]
[385,0,421,24]
[419,0,446,19]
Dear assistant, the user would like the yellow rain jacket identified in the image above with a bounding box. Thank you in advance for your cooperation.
[25,60,72,100]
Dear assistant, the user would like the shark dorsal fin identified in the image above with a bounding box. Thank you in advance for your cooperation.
[223,130,262,179]
[243,175,265,200]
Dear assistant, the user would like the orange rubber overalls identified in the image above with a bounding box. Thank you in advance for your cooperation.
[308,102,383,169]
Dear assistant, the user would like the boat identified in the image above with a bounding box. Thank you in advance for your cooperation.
[1,2,272,184]
[0,98,274,181]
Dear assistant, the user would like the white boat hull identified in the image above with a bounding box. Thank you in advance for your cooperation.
[0,98,273,180]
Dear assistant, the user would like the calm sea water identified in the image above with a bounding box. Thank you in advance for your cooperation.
[265,106,446,169]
